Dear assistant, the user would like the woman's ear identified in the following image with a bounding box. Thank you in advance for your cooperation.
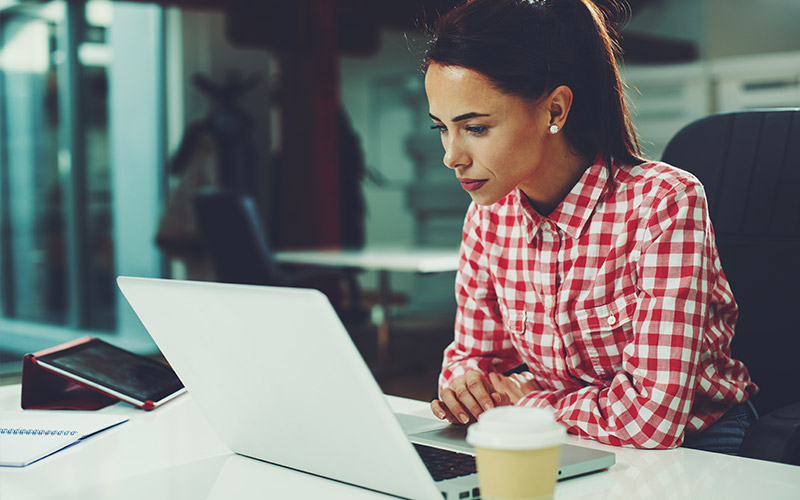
[546,85,574,130]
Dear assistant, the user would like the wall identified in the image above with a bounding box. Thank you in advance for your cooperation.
[621,0,800,159]
[625,0,704,53]
[626,0,800,59]
[704,0,800,58]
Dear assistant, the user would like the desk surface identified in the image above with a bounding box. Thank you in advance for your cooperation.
[275,247,460,273]
[1,384,798,499]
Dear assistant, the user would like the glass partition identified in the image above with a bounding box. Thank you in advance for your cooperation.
[0,0,117,379]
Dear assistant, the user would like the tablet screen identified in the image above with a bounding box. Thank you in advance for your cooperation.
[37,339,184,404]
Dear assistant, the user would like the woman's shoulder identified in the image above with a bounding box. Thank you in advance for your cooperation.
[616,159,705,198]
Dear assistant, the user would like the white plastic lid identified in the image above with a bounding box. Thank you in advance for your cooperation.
[466,406,566,450]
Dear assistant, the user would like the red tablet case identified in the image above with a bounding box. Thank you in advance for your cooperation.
[20,336,150,411]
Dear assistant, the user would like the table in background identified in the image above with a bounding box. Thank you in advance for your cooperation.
[275,247,460,363]
[2,384,799,500]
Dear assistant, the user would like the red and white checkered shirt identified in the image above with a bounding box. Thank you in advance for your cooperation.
[440,158,757,449]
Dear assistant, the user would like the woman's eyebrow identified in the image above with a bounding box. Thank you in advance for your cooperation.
[428,112,491,122]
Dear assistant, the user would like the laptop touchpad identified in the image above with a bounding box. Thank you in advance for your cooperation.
[408,425,474,454]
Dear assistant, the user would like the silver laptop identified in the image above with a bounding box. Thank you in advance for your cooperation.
[117,277,614,500]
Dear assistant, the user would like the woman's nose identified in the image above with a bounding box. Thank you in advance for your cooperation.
[442,137,468,170]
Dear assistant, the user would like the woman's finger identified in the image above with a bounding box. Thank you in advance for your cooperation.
[430,399,459,423]
[489,372,528,402]
[512,372,541,393]
[488,372,513,394]
[439,386,474,424]
[493,391,511,406]
[465,370,495,412]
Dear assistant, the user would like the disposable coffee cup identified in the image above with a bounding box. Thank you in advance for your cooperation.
[466,406,565,500]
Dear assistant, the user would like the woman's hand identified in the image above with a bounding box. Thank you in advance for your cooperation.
[488,371,541,404]
[431,370,512,424]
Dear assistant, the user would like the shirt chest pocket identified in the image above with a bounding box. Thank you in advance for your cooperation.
[498,303,535,352]
[569,293,638,376]
[501,305,526,334]
[498,303,558,369]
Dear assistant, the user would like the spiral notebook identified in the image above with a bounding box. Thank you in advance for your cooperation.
[0,412,128,467]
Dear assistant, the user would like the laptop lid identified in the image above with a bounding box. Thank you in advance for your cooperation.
[117,277,443,500]
[118,277,614,498]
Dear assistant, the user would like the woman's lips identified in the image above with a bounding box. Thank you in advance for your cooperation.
[459,178,488,192]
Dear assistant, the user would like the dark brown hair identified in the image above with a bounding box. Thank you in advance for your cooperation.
[422,0,643,170]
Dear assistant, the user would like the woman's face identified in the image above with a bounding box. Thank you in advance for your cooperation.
[424,63,552,206]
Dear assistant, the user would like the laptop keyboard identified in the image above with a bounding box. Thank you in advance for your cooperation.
[413,443,477,482]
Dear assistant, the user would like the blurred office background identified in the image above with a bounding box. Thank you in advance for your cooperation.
[0,0,798,397]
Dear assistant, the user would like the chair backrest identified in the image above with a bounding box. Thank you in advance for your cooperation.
[661,109,800,415]
[193,187,282,286]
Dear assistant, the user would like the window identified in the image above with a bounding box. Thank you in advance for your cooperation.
[0,0,112,330]
[0,0,165,379]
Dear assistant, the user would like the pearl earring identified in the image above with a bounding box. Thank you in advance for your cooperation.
[549,124,559,134]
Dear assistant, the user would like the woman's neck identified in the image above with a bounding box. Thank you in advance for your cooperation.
[521,141,592,216]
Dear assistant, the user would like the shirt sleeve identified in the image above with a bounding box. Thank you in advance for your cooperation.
[517,179,725,449]
[439,203,524,393]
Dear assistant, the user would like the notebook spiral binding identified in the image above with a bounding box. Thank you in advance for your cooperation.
[0,428,78,436]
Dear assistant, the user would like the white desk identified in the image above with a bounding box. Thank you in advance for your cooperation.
[275,247,460,274]
[275,247,460,363]
[2,384,798,500]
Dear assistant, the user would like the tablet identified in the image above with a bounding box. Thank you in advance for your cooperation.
[35,338,185,410]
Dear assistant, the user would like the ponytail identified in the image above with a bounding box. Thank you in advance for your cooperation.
[550,0,641,169]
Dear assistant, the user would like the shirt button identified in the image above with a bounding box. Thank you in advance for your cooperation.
[542,221,552,232]
[545,297,555,310]
[607,315,617,326]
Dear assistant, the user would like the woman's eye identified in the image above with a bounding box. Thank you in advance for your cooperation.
[466,125,488,136]
[430,124,447,134]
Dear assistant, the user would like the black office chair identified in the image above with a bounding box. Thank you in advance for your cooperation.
[193,187,364,322]
[661,108,800,465]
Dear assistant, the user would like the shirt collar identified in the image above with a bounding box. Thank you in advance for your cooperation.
[516,157,611,241]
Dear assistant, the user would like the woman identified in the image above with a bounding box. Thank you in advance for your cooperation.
[424,0,757,452]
